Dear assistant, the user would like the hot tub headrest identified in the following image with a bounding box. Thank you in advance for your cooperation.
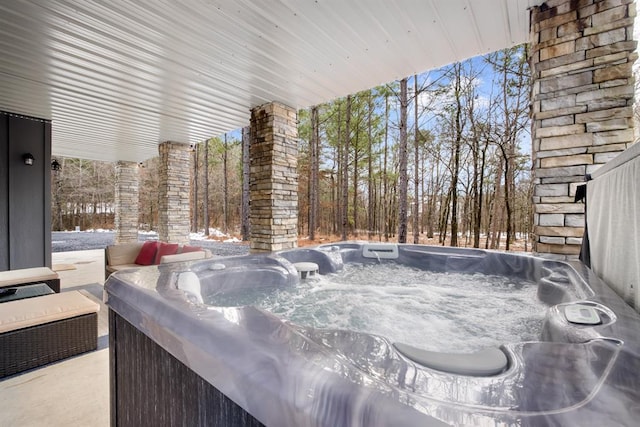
[393,342,508,376]
[278,248,343,274]
[177,271,204,304]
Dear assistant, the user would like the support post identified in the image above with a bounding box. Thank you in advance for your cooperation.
[114,161,139,244]
[530,0,637,256]
[249,102,298,252]
[158,142,192,244]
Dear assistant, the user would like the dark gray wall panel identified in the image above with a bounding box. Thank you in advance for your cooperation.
[43,121,52,268]
[0,115,8,270]
[8,115,46,268]
[0,112,51,271]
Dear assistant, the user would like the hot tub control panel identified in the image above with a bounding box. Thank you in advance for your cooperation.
[564,304,602,325]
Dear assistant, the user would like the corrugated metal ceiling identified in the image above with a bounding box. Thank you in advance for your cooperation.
[0,0,543,162]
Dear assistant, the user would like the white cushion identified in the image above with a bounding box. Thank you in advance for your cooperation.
[106,242,144,266]
[0,267,58,287]
[0,291,100,334]
[160,251,206,264]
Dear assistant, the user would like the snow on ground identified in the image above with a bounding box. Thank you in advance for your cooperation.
[190,228,237,241]
[52,228,249,256]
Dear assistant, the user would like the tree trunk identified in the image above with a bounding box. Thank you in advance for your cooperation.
[499,143,513,250]
[397,78,409,243]
[383,94,389,242]
[203,138,210,236]
[192,145,199,233]
[335,104,343,236]
[352,125,359,237]
[439,188,451,245]
[341,95,351,241]
[367,92,374,239]
[241,127,250,241]
[421,150,426,235]
[413,74,420,244]
[330,172,337,235]
[475,140,488,248]
[426,160,435,239]
[309,106,319,240]
[223,134,229,234]
[489,158,504,249]
[450,63,462,247]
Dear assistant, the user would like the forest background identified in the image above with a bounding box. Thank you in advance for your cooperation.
[51,46,534,251]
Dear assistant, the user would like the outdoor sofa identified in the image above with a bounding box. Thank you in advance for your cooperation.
[104,241,212,280]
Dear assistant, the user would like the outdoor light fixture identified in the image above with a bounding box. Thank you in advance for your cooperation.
[51,159,61,171]
[23,153,34,166]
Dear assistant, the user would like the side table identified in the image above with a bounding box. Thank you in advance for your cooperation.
[0,283,55,303]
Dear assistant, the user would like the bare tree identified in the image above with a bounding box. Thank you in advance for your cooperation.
[487,46,530,250]
[192,144,199,233]
[203,138,210,236]
[241,126,250,241]
[413,74,420,244]
[341,95,351,240]
[309,106,319,240]
[367,91,375,239]
[397,77,409,243]
[383,93,390,241]
[450,62,464,247]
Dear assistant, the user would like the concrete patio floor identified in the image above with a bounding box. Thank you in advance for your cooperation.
[0,249,109,427]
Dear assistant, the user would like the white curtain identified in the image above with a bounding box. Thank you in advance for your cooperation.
[587,147,640,313]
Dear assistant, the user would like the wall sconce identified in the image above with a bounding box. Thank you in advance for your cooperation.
[51,159,61,171]
[23,153,34,166]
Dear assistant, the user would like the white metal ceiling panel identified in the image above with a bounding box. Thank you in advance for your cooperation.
[0,0,544,162]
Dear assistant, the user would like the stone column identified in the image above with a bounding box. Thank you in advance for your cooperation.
[530,0,637,256]
[114,161,139,243]
[249,102,298,252]
[158,141,191,244]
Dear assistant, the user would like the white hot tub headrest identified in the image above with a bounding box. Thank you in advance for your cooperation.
[177,272,204,304]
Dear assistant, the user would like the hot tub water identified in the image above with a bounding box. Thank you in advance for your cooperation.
[206,263,548,352]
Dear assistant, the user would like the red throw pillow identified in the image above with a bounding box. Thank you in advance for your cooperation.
[135,241,159,266]
[180,245,202,253]
[154,242,180,264]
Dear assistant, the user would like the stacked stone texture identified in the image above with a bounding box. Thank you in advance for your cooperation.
[531,0,637,255]
[114,161,139,243]
[249,102,298,252]
[158,141,191,245]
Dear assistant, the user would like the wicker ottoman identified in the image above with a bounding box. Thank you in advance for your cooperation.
[0,291,99,378]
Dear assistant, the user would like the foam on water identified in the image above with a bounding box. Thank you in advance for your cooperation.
[206,263,549,352]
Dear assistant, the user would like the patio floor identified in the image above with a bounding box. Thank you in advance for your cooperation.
[0,249,109,427]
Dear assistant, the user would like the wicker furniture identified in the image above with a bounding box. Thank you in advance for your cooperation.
[0,267,61,293]
[0,291,99,378]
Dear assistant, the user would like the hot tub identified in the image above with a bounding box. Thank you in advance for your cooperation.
[104,242,640,426]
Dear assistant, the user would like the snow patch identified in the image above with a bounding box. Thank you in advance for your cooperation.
[190,228,239,243]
